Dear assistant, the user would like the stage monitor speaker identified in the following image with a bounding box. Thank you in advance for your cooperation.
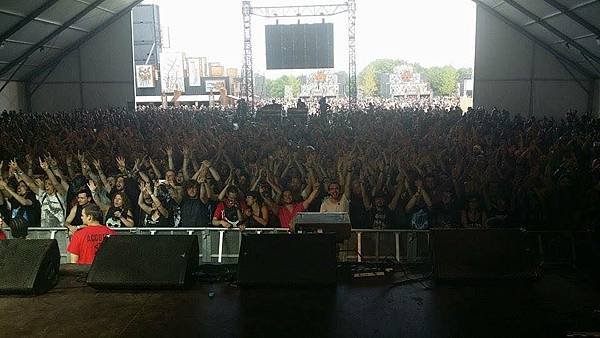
[431,228,540,281]
[0,239,60,294]
[87,235,198,290]
[293,212,351,242]
[238,233,337,286]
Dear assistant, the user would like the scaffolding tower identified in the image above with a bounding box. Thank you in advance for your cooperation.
[241,0,357,111]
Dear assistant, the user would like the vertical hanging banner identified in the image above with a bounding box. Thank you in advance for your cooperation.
[160,52,185,93]
[187,58,202,87]
[136,65,155,88]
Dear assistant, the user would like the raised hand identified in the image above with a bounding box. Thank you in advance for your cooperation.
[165,146,173,157]
[133,158,141,171]
[47,154,58,169]
[39,158,49,171]
[116,156,126,169]
[87,180,97,192]
[9,159,19,171]
[93,159,102,170]
[182,145,190,158]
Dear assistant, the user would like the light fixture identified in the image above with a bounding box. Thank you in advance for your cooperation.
[596,37,600,46]
[565,42,570,49]
[0,40,5,48]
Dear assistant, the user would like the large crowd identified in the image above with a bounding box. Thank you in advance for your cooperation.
[1,101,599,246]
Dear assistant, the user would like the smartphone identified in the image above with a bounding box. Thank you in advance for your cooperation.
[158,179,167,185]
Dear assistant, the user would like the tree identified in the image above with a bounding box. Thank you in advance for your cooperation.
[423,66,459,96]
[457,67,473,81]
[266,75,300,98]
[358,59,405,96]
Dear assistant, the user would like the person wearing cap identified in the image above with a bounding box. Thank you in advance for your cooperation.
[364,180,404,229]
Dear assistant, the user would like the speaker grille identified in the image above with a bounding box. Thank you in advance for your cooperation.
[87,235,198,289]
[0,239,60,294]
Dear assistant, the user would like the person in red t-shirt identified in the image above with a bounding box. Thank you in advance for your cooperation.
[263,181,321,230]
[0,214,7,240]
[0,220,6,240]
[67,204,116,265]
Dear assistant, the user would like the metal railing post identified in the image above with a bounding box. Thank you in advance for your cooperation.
[357,231,362,262]
[395,232,400,262]
[218,230,224,263]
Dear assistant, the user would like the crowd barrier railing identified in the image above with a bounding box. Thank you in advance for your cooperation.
[1,227,588,266]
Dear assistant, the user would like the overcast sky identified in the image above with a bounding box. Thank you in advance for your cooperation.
[142,0,476,78]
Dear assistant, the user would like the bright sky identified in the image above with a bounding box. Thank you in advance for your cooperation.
[142,0,476,78]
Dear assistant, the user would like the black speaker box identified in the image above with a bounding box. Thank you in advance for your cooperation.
[87,235,198,290]
[238,233,337,286]
[0,239,60,294]
[431,228,540,281]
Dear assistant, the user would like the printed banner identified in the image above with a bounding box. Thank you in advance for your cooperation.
[136,65,154,88]
[160,52,185,93]
[187,58,202,87]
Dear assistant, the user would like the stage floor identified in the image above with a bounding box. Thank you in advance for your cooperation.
[1,266,599,338]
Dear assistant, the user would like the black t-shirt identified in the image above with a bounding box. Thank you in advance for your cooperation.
[9,191,41,227]
[432,201,461,228]
[369,206,396,230]
[349,195,369,229]
[179,197,210,227]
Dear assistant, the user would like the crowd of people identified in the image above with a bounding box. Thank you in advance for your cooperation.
[255,96,461,115]
[1,101,599,251]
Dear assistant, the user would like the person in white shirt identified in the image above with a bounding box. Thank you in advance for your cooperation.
[15,158,67,228]
[320,169,352,213]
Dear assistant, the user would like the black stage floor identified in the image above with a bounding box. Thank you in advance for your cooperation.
[1,265,600,338]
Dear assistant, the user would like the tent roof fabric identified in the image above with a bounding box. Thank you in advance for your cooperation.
[475,0,600,78]
[0,0,141,82]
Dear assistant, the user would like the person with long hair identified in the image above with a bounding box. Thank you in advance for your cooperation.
[242,191,269,228]
[138,182,171,227]
[87,180,134,227]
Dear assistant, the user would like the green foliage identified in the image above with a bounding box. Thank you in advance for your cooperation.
[357,58,473,97]
[423,66,459,96]
[266,75,300,98]
[358,59,404,96]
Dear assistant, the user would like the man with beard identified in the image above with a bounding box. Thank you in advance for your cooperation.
[213,187,246,229]
[263,182,321,230]
[320,166,352,212]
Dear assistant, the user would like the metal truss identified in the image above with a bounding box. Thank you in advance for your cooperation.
[241,1,358,110]
[242,0,254,111]
[251,4,348,18]
[347,0,356,109]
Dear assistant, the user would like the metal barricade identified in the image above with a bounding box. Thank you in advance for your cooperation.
[1,227,587,265]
